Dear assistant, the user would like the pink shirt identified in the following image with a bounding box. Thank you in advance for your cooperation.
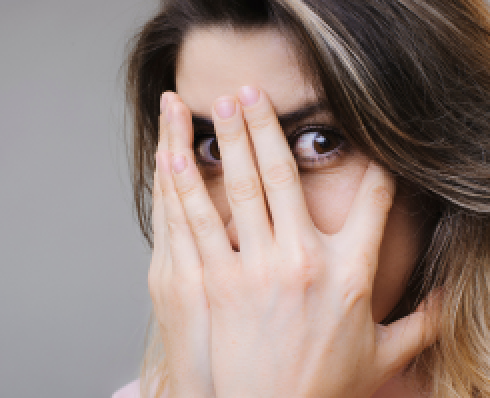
[112,380,141,398]
[113,378,167,398]
[113,373,427,398]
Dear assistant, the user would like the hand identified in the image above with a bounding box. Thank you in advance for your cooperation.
[160,87,439,398]
[149,92,214,398]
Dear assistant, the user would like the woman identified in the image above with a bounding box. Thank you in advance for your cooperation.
[116,0,490,397]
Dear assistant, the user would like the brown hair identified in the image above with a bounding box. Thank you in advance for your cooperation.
[125,1,490,396]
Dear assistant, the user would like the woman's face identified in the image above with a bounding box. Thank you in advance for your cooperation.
[175,27,426,322]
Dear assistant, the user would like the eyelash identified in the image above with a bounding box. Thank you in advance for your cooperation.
[193,125,347,172]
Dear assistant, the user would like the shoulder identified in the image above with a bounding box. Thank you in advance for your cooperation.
[112,379,141,398]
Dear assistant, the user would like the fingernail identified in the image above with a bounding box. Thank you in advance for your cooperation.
[160,93,167,114]
[238,86,260,107]
[215,97,236,119]
[172,154,187,174]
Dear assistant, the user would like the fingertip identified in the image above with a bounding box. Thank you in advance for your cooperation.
[159,91,176,142]
[366,161,396,204]
[160,92,168,115]
[167,100,194,150]
[160,91,178,112]
[337,162,396,268]
[213,96,237,120]
[238,85,260,107]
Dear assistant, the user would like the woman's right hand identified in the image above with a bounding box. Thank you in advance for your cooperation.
[159,87,440,398]
[148,92,215,398]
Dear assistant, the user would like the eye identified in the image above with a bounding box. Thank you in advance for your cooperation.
[194,133,221,168]
[290,125,347,169]
[193,125,347,173]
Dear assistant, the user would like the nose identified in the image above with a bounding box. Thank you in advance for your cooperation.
[225,217,240,252]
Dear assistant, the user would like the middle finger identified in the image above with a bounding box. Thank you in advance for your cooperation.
[238,86,317,248]
[212,95,274,257]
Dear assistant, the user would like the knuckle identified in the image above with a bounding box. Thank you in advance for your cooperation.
[175,178,199,201]
[347,250,371,269]
[190,213,216,238]
[166,219,180,237]
[285,244,321,290]
[247,110,274,132]
[369,184,393,210]
[228,176,261,205]
[216,126,243,145]
[339,272,370,312]
[263,161,298,190]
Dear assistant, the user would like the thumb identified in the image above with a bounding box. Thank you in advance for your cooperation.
[375,288,443,377]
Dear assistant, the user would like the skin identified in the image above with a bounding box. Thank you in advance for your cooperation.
[175,27,427,325]
[149,27,438,397]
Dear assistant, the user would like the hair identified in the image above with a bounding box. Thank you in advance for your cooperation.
[124,1,490,397]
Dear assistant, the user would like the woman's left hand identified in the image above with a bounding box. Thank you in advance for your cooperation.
[160,86,439,398]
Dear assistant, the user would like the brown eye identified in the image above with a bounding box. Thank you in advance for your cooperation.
[210,138,221,160]
[194,134,221,166]
[290,126,346,169]
[311,133,341,154]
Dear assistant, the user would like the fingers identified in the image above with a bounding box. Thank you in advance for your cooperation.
[149,98,174,274]
[337,162,396,280]
[152,149,168,260]
[375,289,442,377]
[148,104,173,303]
[237,87,317,247]
[156,93,202,276]
[165,93,235,268]
[211,95,273,256]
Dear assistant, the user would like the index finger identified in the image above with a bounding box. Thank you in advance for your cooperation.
[337,162,396,279]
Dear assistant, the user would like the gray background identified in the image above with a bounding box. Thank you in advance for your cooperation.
[1,1,159,396]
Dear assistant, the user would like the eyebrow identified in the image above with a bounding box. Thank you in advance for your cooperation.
[191,100,330,137]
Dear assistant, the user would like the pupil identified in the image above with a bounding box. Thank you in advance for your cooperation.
[210,139,221,160]
[313,134,332,154]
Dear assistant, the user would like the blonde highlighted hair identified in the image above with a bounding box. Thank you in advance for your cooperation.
[125,1,490,396]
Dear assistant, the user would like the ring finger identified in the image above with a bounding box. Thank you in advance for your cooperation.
[159,93,202,277]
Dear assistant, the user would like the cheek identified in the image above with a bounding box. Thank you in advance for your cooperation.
[371,196,426,322]
[206,165,366,235]
[300,166,367,235]
[205,162,424,323]
[301,163,425,323]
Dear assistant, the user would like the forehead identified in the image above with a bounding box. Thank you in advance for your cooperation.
[175,26,317,116]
